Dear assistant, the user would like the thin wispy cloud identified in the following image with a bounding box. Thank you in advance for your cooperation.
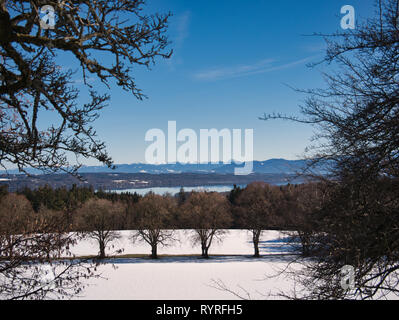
[167,11,191,69]
[175,11,191,49]
[302,42,327,53]
[193,56,317,81]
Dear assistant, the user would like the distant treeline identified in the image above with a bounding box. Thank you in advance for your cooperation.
[0,181,317,231]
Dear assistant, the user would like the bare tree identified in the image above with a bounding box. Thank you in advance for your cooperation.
[0,193,34,258]
[280,183,329,257]
[130,193,177,259]
[235,182,281,258]
[76,198,124,259]
[0,0,171,174]
[0,0,171,298]
[181,192,232,259]
[262,0,399,299]
[0,193,95,300]
[34,206,72,259]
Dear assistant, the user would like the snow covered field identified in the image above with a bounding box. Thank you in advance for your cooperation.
[71,230,303,300]
[77,256,300,300]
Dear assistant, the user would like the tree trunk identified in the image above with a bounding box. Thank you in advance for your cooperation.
[299,231,311,257]
[253,229,261,258]
[151,244,158,259]
[201,245,209,259]
[7,237,13,258]
[99,241,106,259]
[254,243,260,258]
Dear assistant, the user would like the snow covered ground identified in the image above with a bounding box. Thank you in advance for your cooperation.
[77,256,300,300]
[71,230,303,300]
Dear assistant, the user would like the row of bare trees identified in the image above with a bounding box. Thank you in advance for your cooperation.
[76,192,233,259]
[2,182,324,261]
[72,184,324,260]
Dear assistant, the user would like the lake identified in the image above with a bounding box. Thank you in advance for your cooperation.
[110,185,246,196]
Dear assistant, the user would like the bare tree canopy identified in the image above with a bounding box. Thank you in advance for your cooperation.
[262,0,399,180]
[235,182,281,257]
[130,193,177,259]
[0,0,171,174]
[0,193,95,300]
[181,191,232,258]
[76,198,125,259]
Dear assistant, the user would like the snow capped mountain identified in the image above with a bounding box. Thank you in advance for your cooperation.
[76,159,328,175]
[1,159,330,175]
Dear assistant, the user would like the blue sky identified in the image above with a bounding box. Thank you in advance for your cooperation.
[53,0,375,165]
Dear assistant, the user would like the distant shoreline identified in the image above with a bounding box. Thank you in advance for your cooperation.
[0,172,307,192]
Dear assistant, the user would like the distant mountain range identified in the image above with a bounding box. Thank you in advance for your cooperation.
[1,158,329,175]
[0,159,333,192]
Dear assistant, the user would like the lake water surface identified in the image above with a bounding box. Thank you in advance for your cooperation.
[110,185,245,196]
